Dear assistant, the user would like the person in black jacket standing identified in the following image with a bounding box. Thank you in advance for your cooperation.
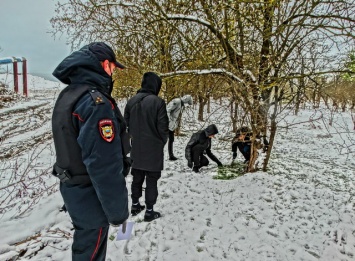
[185,124,223,173]
[124,72,169,222]
[52,42,129,260]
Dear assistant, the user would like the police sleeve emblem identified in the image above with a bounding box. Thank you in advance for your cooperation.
[98,119,115,142]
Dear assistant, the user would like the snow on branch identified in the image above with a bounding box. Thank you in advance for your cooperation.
[160,69,243,83]
[166,14,211,27]
[243,70,257,83]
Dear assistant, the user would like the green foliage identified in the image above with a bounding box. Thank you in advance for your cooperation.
[213,162,247,180]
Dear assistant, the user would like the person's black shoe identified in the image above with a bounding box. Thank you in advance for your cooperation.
[59,204,67,213]
[144,210,161,222]
[192,166,200,173]
[169,155,178,161]
[131,203,145,216]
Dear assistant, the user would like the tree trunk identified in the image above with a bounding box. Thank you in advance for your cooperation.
[198,95,206,121]
[263,119,276,171]
[207,97,211,113]
[247,137,259,172]
[230,101,238,133]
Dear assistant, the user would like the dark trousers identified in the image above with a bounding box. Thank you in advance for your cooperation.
[168,130,175,156]
[237,143,251,161]
[72,226,109,261]
[131,168,161,209]
[192,152,209,168]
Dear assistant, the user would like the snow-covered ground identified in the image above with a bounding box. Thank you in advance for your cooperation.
[0,74,354,261]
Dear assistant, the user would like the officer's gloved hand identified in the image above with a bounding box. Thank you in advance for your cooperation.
[110,220,127,233]
[232,152,237,160]
[187,160,193,168]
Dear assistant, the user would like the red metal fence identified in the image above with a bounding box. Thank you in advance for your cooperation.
[0,57,28,97]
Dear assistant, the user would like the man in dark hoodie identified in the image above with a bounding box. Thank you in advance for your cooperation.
[124,72,169,222]
[185,124,223,173]
[52,42,129,261]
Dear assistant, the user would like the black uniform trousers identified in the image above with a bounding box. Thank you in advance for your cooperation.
[60,183,110,261]
[72,226,109,261]
[237,143,251,161]
[131,168,161,209]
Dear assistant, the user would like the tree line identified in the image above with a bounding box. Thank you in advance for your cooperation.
[51,0,355,172]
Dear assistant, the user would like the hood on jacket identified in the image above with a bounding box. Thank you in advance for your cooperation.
[181,95,193,106]
[52,43,114,94]
[139,72,162,95]
[204,124,218,137]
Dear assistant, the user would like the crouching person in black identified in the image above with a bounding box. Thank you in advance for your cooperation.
[232,126,252,163]
[232,126,269,164]
[185,124,223,173]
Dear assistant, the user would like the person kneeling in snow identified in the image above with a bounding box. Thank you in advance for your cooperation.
[185,124,223,173]
[232,126,252,163]
[232,126,269,164]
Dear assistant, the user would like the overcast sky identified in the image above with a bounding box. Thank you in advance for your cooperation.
[0,0,70,79]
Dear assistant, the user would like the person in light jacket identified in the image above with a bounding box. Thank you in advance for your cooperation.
[166,95,193,160]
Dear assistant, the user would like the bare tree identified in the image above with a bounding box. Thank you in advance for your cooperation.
[51,0,355,172]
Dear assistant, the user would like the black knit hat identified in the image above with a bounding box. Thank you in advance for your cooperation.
[88,42,125,69]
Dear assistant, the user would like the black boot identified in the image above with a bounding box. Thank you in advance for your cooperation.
[144,209,161,222]
[131,202,145,216]
[168,141,178,160]
[169,155,178,161]
[192,166,200,173]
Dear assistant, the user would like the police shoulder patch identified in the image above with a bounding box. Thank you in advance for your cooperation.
[89,89,105,105]
[99,119,115,142]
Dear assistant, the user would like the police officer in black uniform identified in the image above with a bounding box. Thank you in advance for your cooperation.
[52,42,129,261]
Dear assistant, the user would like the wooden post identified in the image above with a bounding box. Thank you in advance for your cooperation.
[22,58,28,97]
[13,58,19,93]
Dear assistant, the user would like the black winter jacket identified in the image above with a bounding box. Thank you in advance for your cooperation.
[232,131,252,154]
[185,124,221,164]
[124,72,169,171]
